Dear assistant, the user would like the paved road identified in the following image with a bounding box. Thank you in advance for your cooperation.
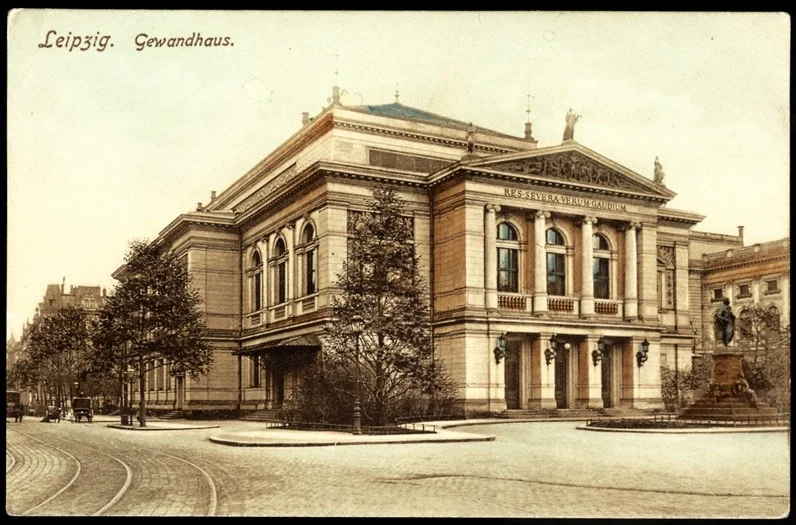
[6,419,790,517]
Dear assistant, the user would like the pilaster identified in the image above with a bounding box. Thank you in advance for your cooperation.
[576,335,603,408]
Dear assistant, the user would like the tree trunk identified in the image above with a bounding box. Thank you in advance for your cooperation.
[138,357,147,427]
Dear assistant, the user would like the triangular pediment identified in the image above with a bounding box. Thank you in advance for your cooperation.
[458,142,676,201]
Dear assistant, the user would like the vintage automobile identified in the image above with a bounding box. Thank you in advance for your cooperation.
[44,405,61,423]
[72,397,94,422]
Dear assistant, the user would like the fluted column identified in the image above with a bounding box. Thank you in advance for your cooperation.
[533,210,550,315]
[624,222,639,320]
[580,216,597,317]
[484,204,500,310]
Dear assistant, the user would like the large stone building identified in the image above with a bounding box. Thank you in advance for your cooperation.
[132,85,785,416]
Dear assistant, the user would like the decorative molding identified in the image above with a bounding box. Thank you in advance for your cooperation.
[657,245,675,267]
[234,164,298,214]
[487,151,651,192]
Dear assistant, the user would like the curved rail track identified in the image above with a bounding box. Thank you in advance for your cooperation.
[6,425,218,516]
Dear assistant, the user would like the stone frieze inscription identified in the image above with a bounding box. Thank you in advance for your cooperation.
[234,163,298,213]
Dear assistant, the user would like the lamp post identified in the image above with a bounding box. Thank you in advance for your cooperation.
[350,314,364,435]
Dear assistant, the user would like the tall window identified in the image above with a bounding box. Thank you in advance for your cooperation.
[157,359,164,390]
[592,234,610,299]
[497,222,519,293]
[546,228,566,296]
[273,238,287,304]
[301,223,318,296]
[252,251,263,311]
[250,355,261,388]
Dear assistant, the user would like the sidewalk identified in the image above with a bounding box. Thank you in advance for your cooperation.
[209,420,497,447]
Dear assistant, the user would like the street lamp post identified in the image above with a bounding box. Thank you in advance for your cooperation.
[351,315,364,435]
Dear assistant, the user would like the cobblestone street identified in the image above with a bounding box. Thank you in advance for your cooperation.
[6,419,790,517]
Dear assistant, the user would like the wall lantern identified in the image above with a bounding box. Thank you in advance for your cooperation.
[494,333,508,365]
[636,338,650,368]
[592,337,605,367]
[545,335,571,366]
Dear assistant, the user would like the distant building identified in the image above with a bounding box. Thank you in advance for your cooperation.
[6,333,20,375]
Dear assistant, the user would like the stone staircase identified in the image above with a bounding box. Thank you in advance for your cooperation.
[157,410,184,420]
[240,409,282,422]
[499,408,658,420]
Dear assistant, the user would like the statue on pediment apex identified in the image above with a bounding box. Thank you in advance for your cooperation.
[654,156,666,184]
[563,108,581,141]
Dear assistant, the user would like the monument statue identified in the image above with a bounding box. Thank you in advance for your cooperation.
[653,156,666,184]
[563,108,581,141]
[466,124,475,153]
[713,298,736,347]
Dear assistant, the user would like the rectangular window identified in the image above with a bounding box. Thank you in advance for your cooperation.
[250,356,261,388]
[766,280,779,293]
[739,284,751,298]
[254,272,262,311]
[497,248,519,293]
[165,362,170,391]
[712,288,723,300]
[157,360,164,391]
[547,253,566,296]
[593,257,609,299]
[306,249,317,295]
[148,365,154,392]
[277,262,287,304]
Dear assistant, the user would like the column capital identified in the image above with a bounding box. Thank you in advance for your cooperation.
[622,221,642,231]
[485,204,502,213]
[534,210,551,220]
[581,216,598,226]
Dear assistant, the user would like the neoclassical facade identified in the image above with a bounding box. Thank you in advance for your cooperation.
[135,86,778,416]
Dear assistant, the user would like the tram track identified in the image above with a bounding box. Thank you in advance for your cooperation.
[7,448,17,473]
[7,424,220,516]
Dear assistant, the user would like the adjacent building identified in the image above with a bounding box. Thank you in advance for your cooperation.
[129,85,788,416]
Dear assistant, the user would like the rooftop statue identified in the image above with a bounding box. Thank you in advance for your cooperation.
[714,298,736,347]
[466,123,475,153]
[563,108,581,141]
[654,156,666,184]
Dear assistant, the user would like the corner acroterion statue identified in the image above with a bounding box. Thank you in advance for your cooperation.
[562,108,581,141]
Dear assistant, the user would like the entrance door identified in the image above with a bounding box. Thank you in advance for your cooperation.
[554,346,569,409]
[273,370,285,407]
[504,343,520,409]
[175,376,184,410]
[601,346,614,408]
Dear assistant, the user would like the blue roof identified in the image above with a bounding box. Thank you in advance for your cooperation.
[348,102,516,138]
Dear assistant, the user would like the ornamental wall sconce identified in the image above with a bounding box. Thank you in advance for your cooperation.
[494,333,508,365]
[636,337,650,368]
[545,335,571,366]
[592,337,606,367]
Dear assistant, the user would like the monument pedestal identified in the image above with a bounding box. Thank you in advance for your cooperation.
[678,352,778,422]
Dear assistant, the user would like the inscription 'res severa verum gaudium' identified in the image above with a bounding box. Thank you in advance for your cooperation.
[38,31,113,52]
[504,188,628,212]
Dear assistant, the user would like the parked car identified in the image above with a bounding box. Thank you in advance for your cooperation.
[43,405,61,423]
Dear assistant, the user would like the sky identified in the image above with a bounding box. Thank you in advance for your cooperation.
[7,10,790,341]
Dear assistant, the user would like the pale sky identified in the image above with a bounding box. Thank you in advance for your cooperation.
[7,10,790,341]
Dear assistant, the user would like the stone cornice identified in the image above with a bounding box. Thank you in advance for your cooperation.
[332,119,515,155]
[703,253,789,273]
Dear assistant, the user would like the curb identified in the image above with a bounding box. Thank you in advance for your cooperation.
[107,424,220,431]
[208,434,495,447]
[576,425,790,434]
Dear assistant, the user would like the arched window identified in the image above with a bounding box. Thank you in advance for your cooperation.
[497,222,519,292]
[301,223,318,296]
[251,250,263,312]
[738,308,752,337]
[592,234,610,299]
[766,305,781,332]
[546,228,566,296]
[272,238,287,305]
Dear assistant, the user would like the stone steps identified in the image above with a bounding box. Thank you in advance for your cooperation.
[157,410,184,420]
[240,409,282,422]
